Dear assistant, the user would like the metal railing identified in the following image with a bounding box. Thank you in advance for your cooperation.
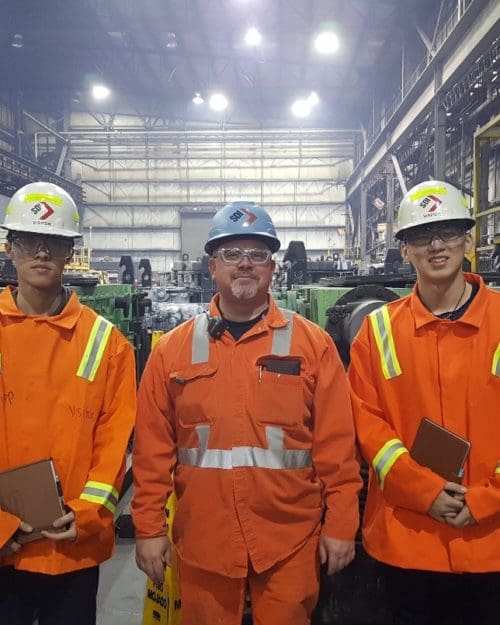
[366,1,473,148]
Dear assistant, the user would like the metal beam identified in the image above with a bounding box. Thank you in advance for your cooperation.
[346,0,499,200]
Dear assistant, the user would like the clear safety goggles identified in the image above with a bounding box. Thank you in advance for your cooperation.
[11,234,73,259]
[404,224,466,247]
[214,247,272,265]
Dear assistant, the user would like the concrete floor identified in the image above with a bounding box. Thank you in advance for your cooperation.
[97,538,147,625]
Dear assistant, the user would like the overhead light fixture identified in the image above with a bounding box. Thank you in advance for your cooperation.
[244,27,262,47]
[314,31,339,55]
[92,84,111,100]
[291,99,311,118]
[209,93,229,112]
[308,91,320,106]
[165,32,178,49]
[192,92,204,105]
[11,34,24,49]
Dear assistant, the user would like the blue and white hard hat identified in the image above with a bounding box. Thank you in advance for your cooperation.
[204,201,280,254]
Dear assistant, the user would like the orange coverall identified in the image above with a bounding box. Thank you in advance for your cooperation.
[132,295,361,579]
[349,273,500,572]
[0,287,136,574]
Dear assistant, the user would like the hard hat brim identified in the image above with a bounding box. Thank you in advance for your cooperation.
[0,224,81,238]
[205,233,280,255]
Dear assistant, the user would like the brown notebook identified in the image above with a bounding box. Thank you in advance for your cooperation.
[410,418,471,482]
[0,458,66,544]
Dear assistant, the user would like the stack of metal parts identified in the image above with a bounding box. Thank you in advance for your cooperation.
[144,286,209,333]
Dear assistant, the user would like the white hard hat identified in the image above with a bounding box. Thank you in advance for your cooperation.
[2,181,81,238]
[395,180,475,240]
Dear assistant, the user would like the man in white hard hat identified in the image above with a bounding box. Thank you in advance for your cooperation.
[349,180,500,625]
[0,182,136,625]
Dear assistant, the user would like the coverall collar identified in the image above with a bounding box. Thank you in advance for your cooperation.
[411,272,486,330]
[0,285,82,330]
[209,292,290,338]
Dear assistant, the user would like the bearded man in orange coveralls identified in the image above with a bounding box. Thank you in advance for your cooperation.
[132,201,361,625]
[349,180,500,625]
[0,182,136,625]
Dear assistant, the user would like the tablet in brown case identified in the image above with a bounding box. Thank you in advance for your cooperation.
[0,458,66,543]
[410,418,471,482]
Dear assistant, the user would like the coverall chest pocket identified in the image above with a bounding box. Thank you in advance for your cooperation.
[254,365,306,428]
[170,363,218,426]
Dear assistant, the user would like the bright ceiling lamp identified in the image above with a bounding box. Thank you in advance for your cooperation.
[314,31,340,54]
[308,91,319,106]
[245,27,262,46]
[192,92,204,104]
[92,84,111,100]
[291,99,311,118]
[209,93,229,112]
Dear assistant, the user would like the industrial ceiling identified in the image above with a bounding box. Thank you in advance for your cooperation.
[1,0,441,128]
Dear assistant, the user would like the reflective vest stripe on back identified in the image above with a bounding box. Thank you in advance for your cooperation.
[77,315,113,381]
[369,306,402,380]
[372,438,408,490]
[80,480,119,514]
[178,309,312,470]
[492,342,500,377]
[495,462,500,475]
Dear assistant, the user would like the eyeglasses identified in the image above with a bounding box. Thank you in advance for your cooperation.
[11,234,73,258]
[214,247,272,265]
[404,225,466,247]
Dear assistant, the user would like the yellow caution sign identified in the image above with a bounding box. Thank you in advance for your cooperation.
[141,493,181,625]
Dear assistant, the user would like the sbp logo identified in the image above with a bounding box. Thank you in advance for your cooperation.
[229,207,257,227]
[419,195,442,213]
[31,201,55,220]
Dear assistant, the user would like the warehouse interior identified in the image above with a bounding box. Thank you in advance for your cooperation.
[0,0,499,624]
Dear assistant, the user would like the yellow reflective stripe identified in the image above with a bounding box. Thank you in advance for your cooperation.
[85,480,119,501]
[379,447,407,490]
[369,306,402,380]
[492,342,500,377]
[495,462,500,475]
[409,186,447,202]
[372,438,408,490]
[80,480,119,514]
[77,316,113,381]
[80,493,116,514]
[24,193,63,205]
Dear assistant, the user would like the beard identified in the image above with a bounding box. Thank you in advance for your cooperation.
[230,277,260,299]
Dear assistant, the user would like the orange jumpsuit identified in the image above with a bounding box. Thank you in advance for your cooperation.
[349,273,500,572]
[132,295,360,578]
[0,287,136,574]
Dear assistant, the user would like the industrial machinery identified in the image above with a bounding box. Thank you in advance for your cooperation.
[274,241,500,625]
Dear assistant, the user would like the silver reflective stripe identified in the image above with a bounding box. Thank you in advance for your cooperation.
[492,342,500,377]
[76,316,113,382]
[372,438,408,490]
[266,425,284,449]
[79,480,119,514]
[81,486,119,509]
[178,424,311,470]
[192,314,210,364]
[369,307,402,380]
[272,309,294,355]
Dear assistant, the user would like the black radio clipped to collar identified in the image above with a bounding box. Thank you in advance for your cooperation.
[207,315,228,340]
